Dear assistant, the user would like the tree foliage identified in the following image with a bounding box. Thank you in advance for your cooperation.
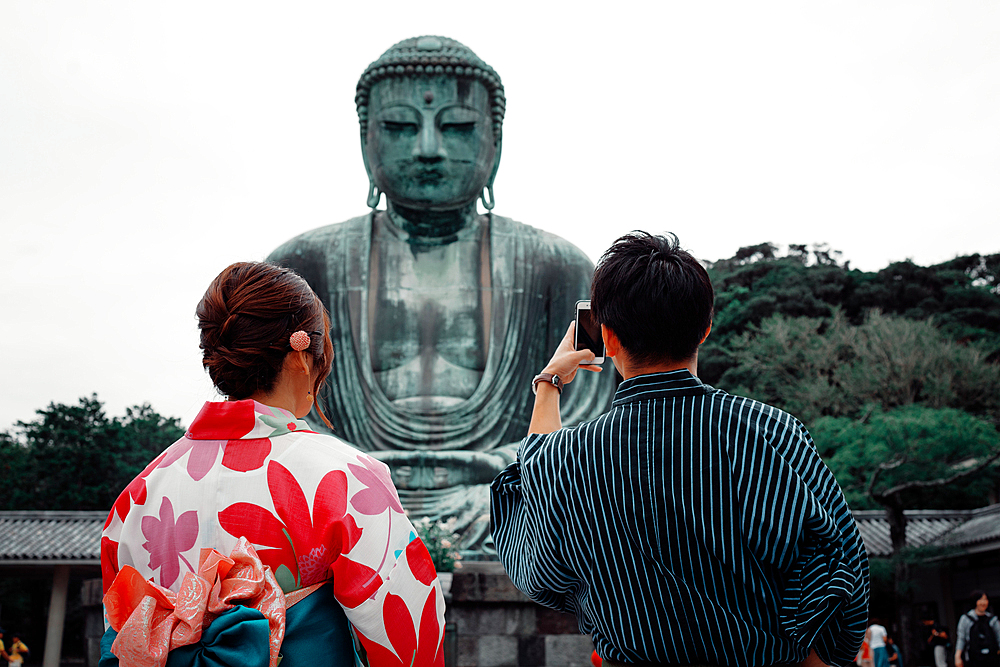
[701,246,1000,384]
[814,406,1000,510]
[718,310,1000,426]
[706,246,1000,659]
[0,395,183,511]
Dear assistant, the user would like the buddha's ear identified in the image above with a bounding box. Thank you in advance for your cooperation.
[479,135,502,211]
[361,132,381,208]
[361,130,373,180]
[487,135,502,191]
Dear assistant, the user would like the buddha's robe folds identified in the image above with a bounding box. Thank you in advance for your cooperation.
[268,213,616,548]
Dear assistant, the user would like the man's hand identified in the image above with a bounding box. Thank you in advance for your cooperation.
[541,321,603,384]
[528,321,603,435]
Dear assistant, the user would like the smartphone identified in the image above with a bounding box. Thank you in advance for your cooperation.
[574,300,605,364]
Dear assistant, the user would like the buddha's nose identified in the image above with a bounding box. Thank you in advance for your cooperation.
[416,123,445,162]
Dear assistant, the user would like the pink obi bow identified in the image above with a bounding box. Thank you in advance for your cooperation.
[103,537,286,667]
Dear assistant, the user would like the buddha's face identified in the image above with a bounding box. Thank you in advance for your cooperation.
[364,76,497,210]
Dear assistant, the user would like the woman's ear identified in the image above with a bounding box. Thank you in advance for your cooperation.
[286,350,313,376]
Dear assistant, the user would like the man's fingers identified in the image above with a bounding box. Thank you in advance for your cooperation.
[561,320,577,347]
[567,349,596,364]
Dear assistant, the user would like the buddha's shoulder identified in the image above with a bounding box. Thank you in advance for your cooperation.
[267,215,371,263]
[491,214,594,270]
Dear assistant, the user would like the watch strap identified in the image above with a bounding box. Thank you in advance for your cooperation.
[532,372,562,395]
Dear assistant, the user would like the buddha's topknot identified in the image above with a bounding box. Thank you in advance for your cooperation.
[355,36,506,142]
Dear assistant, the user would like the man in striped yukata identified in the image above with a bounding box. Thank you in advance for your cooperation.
[491,231,870,667]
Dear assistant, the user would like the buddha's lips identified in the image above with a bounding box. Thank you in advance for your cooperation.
[412,167,446,183]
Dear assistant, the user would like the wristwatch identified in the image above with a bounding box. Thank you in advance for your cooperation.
[531,372,563,395]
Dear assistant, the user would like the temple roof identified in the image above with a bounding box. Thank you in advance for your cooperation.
[0,511,105,564]
[852,505,1000,557]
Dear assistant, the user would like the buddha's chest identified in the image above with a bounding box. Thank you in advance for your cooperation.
[366,232,491,406]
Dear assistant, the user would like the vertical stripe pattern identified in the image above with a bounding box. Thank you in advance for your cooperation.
[490,370,869,666]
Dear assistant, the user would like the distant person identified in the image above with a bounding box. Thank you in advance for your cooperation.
[101,262,444,666]
[868,620,889,667]
[886,635,902,667]
[491,232,871,666]
[957,590,1000,667]
[6,634,27,666]
[928,623,951,667]
[857,636,874,667]
[0,628,8,664]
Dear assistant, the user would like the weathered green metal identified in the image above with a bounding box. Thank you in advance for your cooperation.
[268,36,614,553]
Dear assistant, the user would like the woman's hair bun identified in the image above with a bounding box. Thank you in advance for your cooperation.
[196,262,332,409]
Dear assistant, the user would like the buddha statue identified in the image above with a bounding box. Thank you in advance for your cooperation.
[268,36,615,553]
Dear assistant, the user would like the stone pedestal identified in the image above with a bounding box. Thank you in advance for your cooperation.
[81,578,104,667]
[444,562,594,667]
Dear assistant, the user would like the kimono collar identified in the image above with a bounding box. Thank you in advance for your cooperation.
[611,369,713,407]
[185,400,313,441]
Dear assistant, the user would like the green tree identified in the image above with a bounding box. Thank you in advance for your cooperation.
[815,406,1000,660]
[718,310,1000,426]
[0,395,183,511]
[719,306,1000,658]
[701,245,1000,384]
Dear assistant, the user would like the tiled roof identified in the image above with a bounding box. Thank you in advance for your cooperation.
[0,511,104,563]
[1,505,999,563]
[853,506,1000,557]
[938,504,1000,552]
[853,509,970,557]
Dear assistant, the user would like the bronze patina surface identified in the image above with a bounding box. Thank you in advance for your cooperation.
[268,36,614,553]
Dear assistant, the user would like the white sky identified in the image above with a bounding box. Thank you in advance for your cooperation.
[2,1,998,431]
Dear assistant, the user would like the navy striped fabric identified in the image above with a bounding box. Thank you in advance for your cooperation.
[491,370,869,666]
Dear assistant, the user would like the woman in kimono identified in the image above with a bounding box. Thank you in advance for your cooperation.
[101,262,444,667]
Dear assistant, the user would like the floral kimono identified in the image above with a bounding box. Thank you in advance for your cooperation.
[101,400,444,667]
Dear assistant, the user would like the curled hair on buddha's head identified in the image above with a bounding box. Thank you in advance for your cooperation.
[196,262,333,427]
[354,36,506,142]
[590,231,714,367]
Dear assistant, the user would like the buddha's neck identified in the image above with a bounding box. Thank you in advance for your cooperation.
[386,201,479,242]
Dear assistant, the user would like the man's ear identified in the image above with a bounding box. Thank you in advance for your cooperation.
[700,321,712,345]
[601,324,620,358]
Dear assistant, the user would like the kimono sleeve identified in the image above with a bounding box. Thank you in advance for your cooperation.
[336,456,445,667]
[490,431,581,615]
[736,413,870,666]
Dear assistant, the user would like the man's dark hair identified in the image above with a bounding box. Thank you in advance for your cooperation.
[590,231,714,365]
[971,589,989,606]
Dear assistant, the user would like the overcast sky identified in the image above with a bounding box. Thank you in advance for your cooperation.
[2,1,998,431]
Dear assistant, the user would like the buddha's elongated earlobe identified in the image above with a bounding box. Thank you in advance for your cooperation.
[480,136,502,211]
[367,180,382,209]
[480,185,495,210]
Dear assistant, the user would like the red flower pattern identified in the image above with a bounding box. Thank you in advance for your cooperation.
[218,460,379,604]
[357,589,443,667]
[356,538,443,666]
[107,448,172,527]
[107,436,272,531]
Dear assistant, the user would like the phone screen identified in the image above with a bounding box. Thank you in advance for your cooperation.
[575,301,605,361]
